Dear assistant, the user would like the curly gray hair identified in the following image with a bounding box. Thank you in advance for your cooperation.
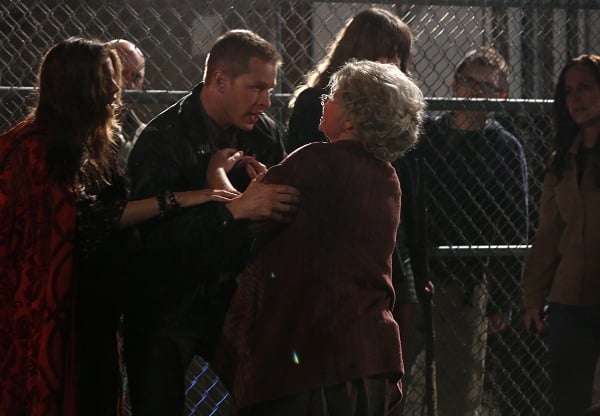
[329,60,425,161]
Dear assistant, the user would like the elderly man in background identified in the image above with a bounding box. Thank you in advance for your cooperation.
[110,38,146,171]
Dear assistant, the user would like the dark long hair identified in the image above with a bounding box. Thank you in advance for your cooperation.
[289,8,412,109]
[31,36,121,191]
[549,54,600,175]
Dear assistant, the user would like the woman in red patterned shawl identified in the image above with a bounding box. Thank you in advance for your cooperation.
[0,37,236,416]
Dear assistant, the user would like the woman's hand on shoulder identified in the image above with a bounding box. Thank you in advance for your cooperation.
[176,188,240,208]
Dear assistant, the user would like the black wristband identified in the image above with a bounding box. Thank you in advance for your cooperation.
[166,190,180,210]
[156,192,167,217]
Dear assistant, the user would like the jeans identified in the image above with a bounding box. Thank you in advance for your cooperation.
[548,303,600,416]
[123,292,228,416]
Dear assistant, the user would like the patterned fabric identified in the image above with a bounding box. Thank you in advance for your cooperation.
[0,120,78,416]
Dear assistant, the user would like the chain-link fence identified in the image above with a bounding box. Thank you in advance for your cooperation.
[2,0,600,415]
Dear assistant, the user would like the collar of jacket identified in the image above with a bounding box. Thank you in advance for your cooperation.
[175,82,214,155]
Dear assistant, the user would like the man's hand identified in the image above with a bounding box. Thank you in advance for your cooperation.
[225,178,300,222]
[207,149,243,192]
[523,307,547,333]
[207,148,268,190]
[208,148,244,174]
[237,156,267,179]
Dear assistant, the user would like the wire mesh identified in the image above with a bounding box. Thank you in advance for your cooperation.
[2,1,599,415]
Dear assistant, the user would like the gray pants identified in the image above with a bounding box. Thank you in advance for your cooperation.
[402,280,489,416]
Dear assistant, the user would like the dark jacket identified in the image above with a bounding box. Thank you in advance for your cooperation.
[414,112,529,316]
[126,83,285,336]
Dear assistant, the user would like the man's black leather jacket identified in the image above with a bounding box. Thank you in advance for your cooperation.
[126,83,286,314]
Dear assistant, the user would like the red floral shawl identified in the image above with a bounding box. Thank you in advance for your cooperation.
[0,120,78,416]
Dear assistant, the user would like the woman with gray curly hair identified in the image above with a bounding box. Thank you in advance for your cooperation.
[212,60,426,416]
[321,59,424,161]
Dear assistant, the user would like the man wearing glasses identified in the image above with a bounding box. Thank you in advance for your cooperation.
[406,46,529,415]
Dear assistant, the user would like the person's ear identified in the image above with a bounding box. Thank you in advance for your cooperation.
[213,70,228,93]
[450,76,459,95]
[343,117,354,132]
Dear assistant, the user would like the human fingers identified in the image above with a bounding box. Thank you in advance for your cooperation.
[237,156,267,179]
[225,150,244,166]
[204,189,241,201]
[534,315,546,332]
[212,189,241,198]
[243,162,261,179]
[425,281,435,296]
[180,189,240,206]
[255,199,298,222]
[208,149,243,172]
[254,171,266,183]
[246,162,267,179]
[247,158,267,174]
[208,195,239,202]
[211,148,242,163]
[523,308,544,332]
[487,314,508,334]
[269,186,301,210]
[268,183,301,199]
[236,155,263,167]
[264,188,301,220]
[217,147,240,156]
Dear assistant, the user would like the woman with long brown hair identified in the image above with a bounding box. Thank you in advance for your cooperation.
[0,37,235,416]
[523,54,600,416]
[286,7,413,153]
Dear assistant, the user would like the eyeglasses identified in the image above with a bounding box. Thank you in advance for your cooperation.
[455,73,501,95]
[320,94,334,106]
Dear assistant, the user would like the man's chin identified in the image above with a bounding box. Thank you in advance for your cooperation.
[236,122,255,131]
[238,117,259,131]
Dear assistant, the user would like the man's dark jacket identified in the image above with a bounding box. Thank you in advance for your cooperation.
[125,83,285,352]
